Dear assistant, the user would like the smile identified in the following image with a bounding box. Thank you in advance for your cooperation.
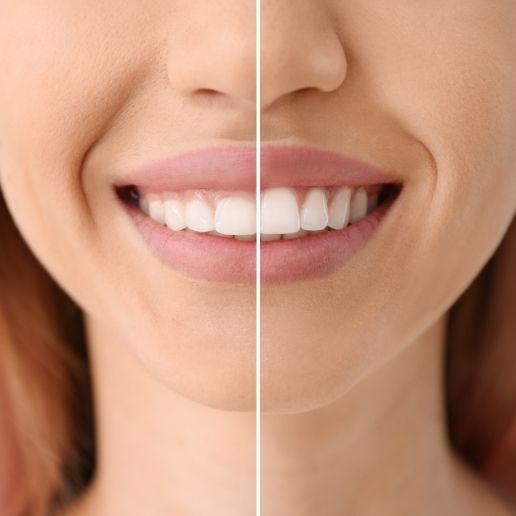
[116,145,401,283]
[124,183,389,241]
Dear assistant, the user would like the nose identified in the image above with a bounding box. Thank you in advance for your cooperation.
[166,3,256,108]
[261,2,348,110]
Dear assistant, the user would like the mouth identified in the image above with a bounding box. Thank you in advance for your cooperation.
[115,145,402,283]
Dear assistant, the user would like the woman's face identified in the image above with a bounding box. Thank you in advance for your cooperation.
[0,1,515,412]
[0,0,256,410]
[261,0,516,411]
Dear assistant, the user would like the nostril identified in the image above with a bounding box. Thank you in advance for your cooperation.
[195,88,223,97]
[189,87,255,109]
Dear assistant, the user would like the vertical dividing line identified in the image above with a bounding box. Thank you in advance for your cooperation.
[255,0,261,513]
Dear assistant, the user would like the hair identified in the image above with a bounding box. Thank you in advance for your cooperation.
[0,187,514,515]
[0,193,94,516]
[446,214,516,507]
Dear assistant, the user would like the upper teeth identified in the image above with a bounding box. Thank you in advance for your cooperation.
[139,186,379,239]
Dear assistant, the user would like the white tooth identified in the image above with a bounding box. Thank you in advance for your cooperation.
[148,195,165,224]
[215,195,256,235]
[235,234,255,241]
[300,188,328,231]
[140,197,150,216]
[185,198,215,232]
[328,186,351,230]
[350,187,368,223]
[260,187,300,235]
[367,192,378,214]
[260,233,281,241]
[282,229,308,240]
[164,198,186,230]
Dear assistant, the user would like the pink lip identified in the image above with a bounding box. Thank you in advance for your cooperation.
[118,146,256,192]
[118,145,396,192]
[118,145,400,283]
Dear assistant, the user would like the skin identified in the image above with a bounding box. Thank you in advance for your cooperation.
[0,0,256,410]
[260,1,516,514]
[0,0,514,515]
[0,2,256,514]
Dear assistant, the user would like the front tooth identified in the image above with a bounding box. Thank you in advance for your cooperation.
[164,198,186,230]
[215,195,256,235]
[261,233,281,241]
[148,195,165,224]
[349,187,368,223]
[185,198,215,232]
[301,188,328,231]
[328,186,351,229]
[260,187,300,234]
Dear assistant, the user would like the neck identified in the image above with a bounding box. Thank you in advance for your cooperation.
[71,314,504,516]
[261,314,471,516]
[76,316,256,516]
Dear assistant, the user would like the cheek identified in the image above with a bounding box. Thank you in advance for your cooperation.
[0,4,153,309]
[354,1,516,207]
[346,0,516,323]
[0,6,258,410]
[262,3,516,411]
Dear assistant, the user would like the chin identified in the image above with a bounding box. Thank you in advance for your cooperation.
[171,376,257,412]
[259,356,363,415]
[141,339,258,412]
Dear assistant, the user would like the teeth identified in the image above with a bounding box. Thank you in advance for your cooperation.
[260,187,300,235]
[185,198,215,232]
[328,186,351,230]
[148,195,165,224]
[349,187,368,223]
[139,185,383,239]
[164,197,186,231]
[301,188,328,231]
[215,195,256,235]
[140,197,150,216]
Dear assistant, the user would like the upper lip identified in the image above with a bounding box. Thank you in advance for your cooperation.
[117,144,398,193]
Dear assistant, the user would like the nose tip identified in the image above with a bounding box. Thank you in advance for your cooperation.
[169,47,256,107]
[260,44,347,110]
[165,3,347,113]
[166,12,256,108]
[260,7,348,111]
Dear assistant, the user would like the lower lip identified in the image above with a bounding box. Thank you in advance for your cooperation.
[121,195,396,284]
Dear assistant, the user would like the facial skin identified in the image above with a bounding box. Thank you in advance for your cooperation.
[0,0,515,423]
[260,0,516,412]
[0,1,515,515]
[0,0,256,410]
